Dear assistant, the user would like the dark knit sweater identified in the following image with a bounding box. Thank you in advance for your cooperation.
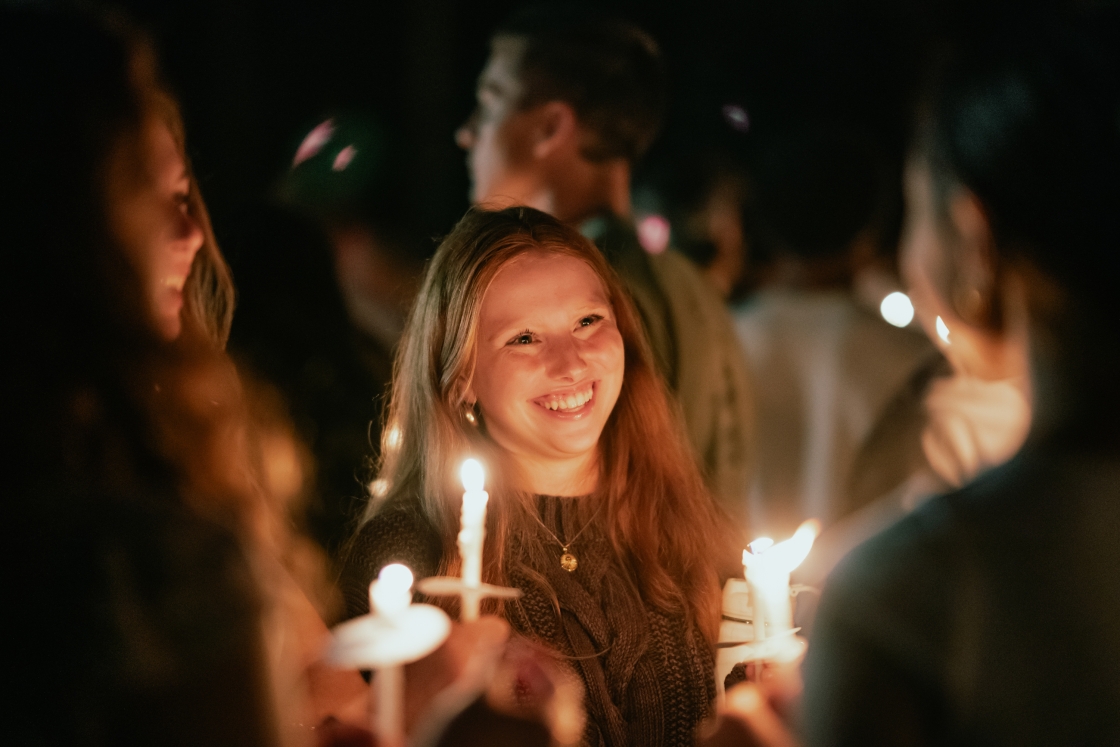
[340,495,716,747]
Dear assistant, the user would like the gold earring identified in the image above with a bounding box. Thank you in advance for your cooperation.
[464,403,478,427]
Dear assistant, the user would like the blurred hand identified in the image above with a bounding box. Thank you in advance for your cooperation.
[705,645,804,747]
[402,616,511,733]
[708,683,800,747]
[922,373,1030,487]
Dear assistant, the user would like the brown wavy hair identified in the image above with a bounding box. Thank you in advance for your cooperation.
[364,206,732,644]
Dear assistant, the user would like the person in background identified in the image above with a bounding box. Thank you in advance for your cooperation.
[455,5,754,521]
[632,149,754,302]
[342,207,742,747]
[225,204,387,578]
[279,112,425,369]
[1,9,368,743]
[733,127,933,538]
[719,10,1120,745]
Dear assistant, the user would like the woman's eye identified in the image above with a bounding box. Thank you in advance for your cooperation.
[508,331,535,345]
[579,314,603,327]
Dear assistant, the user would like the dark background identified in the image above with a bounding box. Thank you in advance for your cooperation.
[114,0,1036,257]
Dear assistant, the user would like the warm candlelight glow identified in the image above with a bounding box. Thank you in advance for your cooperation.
[748,537,774,554]
[460,457,485,492]
[386,424,402,450]
[936,315,951,344]
[742,520,819,575]
[457,458,490,620]
[742,519,820,642]
[414,456,520,621]
[370,563,413,620]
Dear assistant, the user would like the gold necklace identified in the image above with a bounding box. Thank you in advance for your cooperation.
[530,499,603,572]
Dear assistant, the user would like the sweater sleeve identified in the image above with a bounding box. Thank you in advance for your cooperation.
[338,505,444,620]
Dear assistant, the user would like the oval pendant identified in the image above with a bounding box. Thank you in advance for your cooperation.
[560,552,578,572]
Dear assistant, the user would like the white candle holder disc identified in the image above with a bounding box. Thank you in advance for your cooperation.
[326,603,451,669]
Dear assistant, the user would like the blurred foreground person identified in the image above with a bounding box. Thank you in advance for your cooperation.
[798,12,1120,746]
[455,6,754,519]
[342,207,741,747]
[1,9,369,744]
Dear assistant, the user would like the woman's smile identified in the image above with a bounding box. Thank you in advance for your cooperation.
[533,381,596,415]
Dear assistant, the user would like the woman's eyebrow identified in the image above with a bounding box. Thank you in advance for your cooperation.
[485,318,532,344]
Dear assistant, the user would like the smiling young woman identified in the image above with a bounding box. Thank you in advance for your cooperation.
[342,206,742,746]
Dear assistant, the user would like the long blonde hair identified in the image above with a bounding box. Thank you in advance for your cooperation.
[365,206,731,644]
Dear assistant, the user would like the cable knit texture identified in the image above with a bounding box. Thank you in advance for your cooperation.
[340,494,716,747]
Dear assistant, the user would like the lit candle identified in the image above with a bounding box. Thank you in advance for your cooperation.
[742,520,819,644]
[457,458,489,621]
[370,564,413,747]
[325,564,451,747]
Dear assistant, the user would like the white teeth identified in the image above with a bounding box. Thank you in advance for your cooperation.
[542,387,593,411]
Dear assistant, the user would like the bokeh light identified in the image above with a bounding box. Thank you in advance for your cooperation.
[637,214,670,254]
[292,118,334,168]
[722,104,750,133]
[332,144,357,171]
[880,291,915,328]
[936,315,951,344]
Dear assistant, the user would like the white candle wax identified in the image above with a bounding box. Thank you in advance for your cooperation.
[742,521,819,643]
[457,458,489,621]
[368,564,413,745]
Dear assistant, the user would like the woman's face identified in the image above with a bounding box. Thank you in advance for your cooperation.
[467,250,625,476]
[108,120,204,340]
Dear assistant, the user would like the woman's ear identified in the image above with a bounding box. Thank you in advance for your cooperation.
[529,101,579,160]
[948,189,999,328]
[458,378,477,409]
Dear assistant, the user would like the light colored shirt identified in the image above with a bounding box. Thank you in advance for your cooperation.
[734,288,932,536]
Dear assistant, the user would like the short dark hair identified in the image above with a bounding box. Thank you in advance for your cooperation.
[918,9,1120,318]
[495,5,667,163]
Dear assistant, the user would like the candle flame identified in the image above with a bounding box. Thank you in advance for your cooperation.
[748,537,774,554]
[460,458,485,492]
[742,519,820,574]
[371,563,414,619]
[378,563,414,590]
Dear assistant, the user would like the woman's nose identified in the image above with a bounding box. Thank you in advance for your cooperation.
[455,110,478,150]
[546,337,589,381]
[177,207,204,258]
